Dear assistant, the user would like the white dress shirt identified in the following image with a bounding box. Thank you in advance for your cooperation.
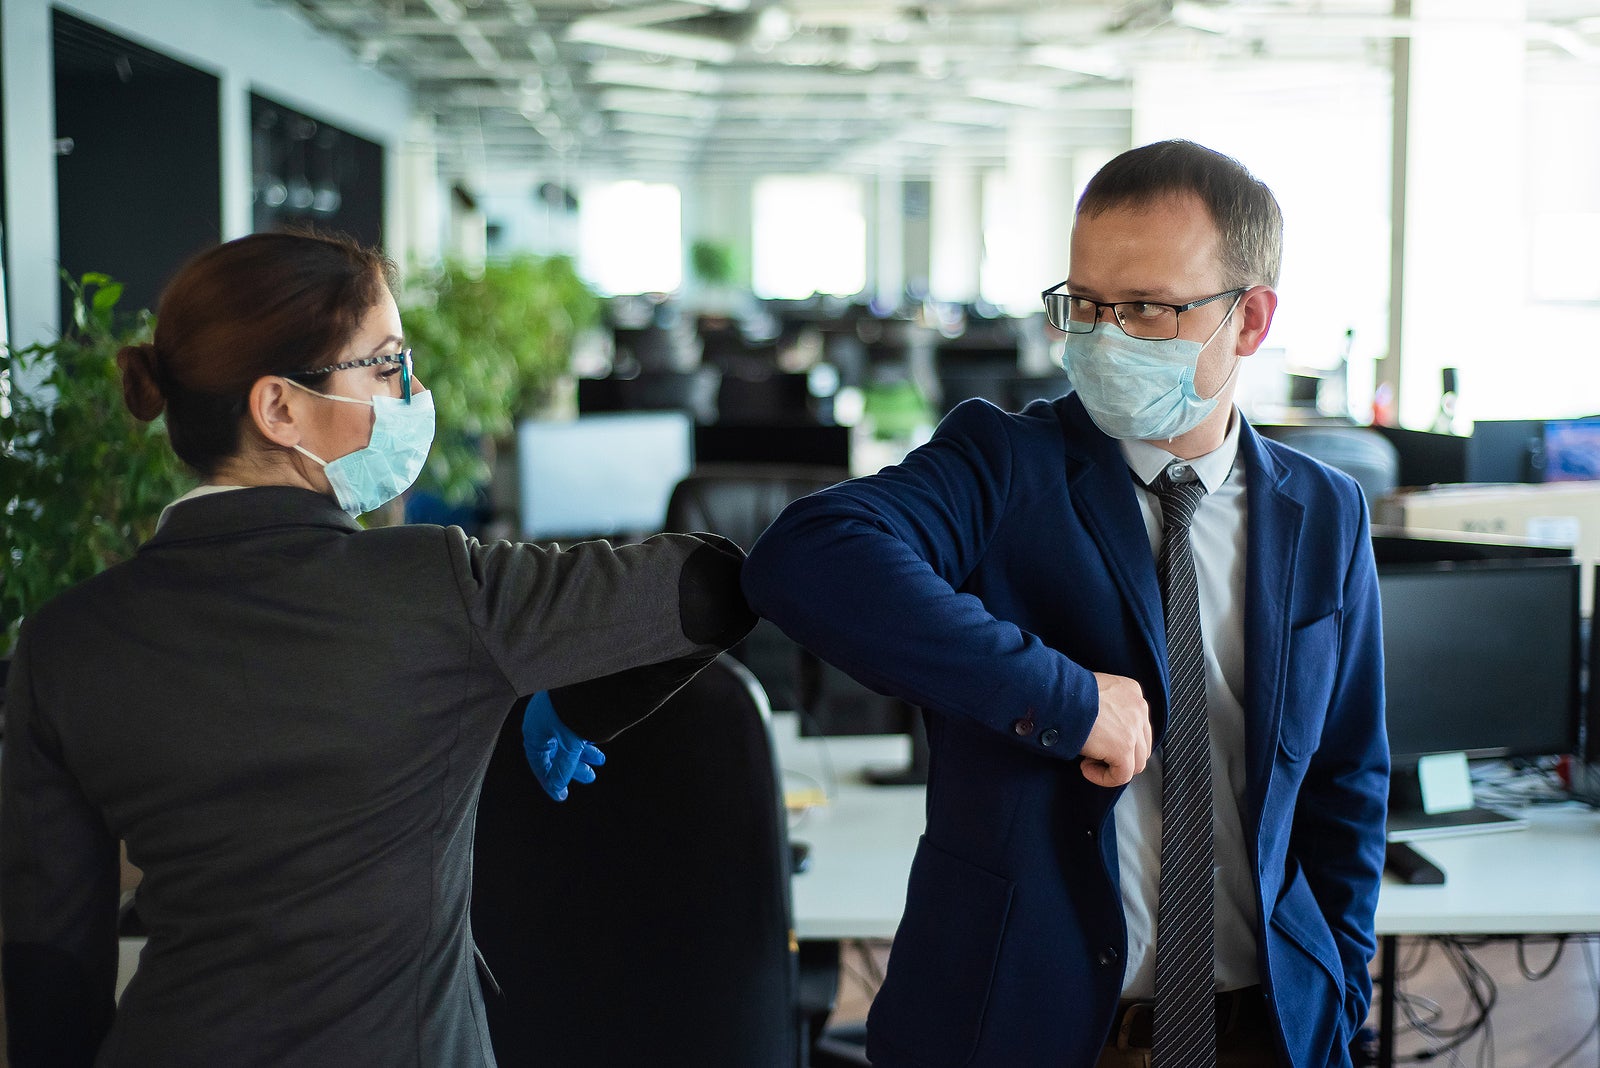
[1113,409,1260,998]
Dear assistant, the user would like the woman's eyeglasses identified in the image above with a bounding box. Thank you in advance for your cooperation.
[286,349,413,403]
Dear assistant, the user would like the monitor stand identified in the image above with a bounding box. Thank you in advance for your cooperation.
[864,708,929,787]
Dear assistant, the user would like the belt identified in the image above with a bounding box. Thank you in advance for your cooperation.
[1107,986,1269,1051]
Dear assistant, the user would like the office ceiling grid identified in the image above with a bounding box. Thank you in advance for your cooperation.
[276,0,1600,180]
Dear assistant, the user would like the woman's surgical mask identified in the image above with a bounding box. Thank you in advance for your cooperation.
[1059,299,1241,441]
[283,378,436,516]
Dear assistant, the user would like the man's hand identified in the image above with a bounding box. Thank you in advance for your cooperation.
[521,691,606,801]
[1079,672,1152,787]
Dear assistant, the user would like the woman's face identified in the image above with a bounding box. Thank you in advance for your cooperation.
[302,286,426,461]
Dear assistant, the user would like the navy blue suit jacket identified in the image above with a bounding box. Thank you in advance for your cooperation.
[743,394,1388,1067]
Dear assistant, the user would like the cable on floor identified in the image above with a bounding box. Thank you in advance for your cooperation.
[1389,934,1600,1066]
[1544,936,1600,1068]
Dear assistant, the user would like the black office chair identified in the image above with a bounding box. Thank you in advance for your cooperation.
[664,464,849,711]
[1257,424,1401,507]
[471,655,810,1067]
[660,465,886,1064]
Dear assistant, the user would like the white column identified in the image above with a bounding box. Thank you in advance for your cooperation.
[873,165,905,310]
[395,114,442,273]
[991,117,1075,315]
[220,71,251,240]
[928,153,982,304]
[1396,0,1525,429]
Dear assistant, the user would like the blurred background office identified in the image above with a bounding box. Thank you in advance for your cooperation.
[5,2,1600,1064]
[7,0,1600,549]
[6,0,1600,424]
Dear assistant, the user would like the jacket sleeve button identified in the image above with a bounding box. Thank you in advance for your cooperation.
[1013,717,1035,737]
[1040,727,1060,747]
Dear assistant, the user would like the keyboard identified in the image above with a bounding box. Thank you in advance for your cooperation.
[1386,804,1528,842]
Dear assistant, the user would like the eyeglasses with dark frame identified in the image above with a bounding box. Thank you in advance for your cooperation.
[285,349,413,403]
[1040,283,1248,341]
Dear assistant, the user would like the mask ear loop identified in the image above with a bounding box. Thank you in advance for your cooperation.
[279,376,375,469]
[1194,289,1250,403]
[280,375,377,407]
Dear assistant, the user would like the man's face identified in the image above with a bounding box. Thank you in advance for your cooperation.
[1066,191,1241,404]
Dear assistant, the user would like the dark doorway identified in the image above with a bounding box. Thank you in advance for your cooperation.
[54,10,222,322]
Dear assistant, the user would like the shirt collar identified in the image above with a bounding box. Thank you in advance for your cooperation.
[1117,406,1242,493]
[157,483,247,531]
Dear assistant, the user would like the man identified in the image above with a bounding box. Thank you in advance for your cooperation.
[743,140,1387,1067]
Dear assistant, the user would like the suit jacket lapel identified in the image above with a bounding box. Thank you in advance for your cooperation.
[1240,424,1305,820]
[1057,396,1166,672]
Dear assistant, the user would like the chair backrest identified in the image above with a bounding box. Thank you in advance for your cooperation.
[1258,424,1402,506]
[472,655,800,1067]
[664,464,849,711]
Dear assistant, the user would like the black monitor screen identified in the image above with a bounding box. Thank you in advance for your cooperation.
[1588,568,1600,764]
[694,423,850,469]
[1379,560,1579,765]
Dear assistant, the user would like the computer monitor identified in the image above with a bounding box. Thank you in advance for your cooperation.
[1540,418,1600,483]
[1380,560,1579,764]
[576,370,720,424]
[1367,425,1468,487]
[715,371,819,424]
[693,422,851,470]
[1465,419,1545,483]
[1379,559,1581,835]
[516,411,694,541]
[1371,525,1574,567]
[1585,566,1600,768]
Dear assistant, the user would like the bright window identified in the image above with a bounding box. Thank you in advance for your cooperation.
[577,181,682,295]
[752,175,866,299]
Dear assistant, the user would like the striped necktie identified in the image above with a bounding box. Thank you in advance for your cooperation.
[1149,466,1216,1068]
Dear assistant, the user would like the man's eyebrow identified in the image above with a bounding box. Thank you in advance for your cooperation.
[1061,283,1177,302]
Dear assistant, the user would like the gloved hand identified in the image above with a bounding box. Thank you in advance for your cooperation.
[521,691,605,802]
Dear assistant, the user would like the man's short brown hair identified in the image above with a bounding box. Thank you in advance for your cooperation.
[1078,140,1283,288]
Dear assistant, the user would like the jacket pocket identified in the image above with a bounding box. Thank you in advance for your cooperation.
[1280,609,1341,762]
[868,837,1015,1068]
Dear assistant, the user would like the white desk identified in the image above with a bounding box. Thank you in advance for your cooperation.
[1374,807,1600,934]
[772,714,1600,1066]
[771,712,924,941]
[1370,806,1600,1066]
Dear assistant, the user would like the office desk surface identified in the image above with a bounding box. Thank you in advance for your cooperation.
[1374,806,1600,935]
[772,713,925,941]
[772,712,1600,941]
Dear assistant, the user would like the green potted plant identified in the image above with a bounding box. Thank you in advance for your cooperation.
[1,273,195,652]
[399,254,600,508]
[689,239,736,289]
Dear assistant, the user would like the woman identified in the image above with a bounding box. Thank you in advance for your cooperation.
[0,231,754,1066]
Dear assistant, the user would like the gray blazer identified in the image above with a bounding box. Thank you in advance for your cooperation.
[1,486,753,1067]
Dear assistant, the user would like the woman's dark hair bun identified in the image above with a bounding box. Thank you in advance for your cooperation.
[117,342,166,422]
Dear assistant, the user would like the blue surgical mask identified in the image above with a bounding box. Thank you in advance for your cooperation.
[1059,307,1239,441]
[285,380,436,516]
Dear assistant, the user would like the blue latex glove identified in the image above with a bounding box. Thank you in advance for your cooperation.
[521,691,605,802]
